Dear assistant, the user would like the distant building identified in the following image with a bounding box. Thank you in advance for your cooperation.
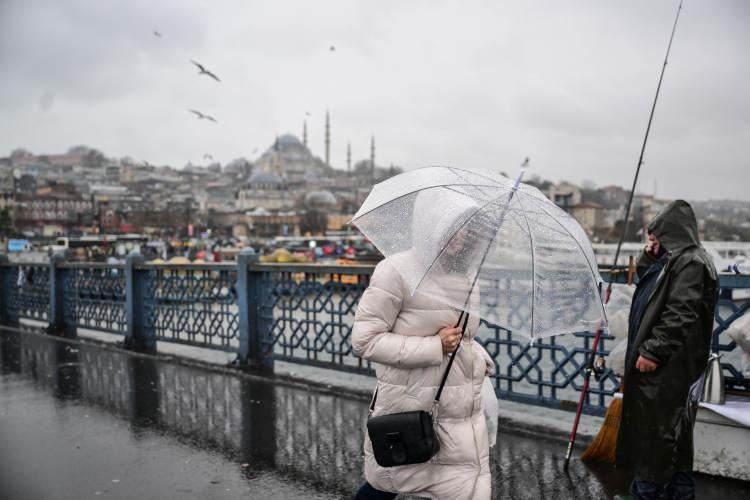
[570,202,604,236]
[236,169,292,211]
[599,185,630,208]
[14,182,93,235]
[247,210,301,239]
[549,182,582,212]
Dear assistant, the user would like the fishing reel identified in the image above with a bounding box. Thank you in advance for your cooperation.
[592,356,607,382]
[585,355,607,382]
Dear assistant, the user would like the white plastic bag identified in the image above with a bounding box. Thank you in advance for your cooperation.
[603,284,634,377]
[726,313,750,378]
[608,338,628,377]
[481,377,498,448]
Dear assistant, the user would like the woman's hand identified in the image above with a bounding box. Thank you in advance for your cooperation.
[438,325,462,354]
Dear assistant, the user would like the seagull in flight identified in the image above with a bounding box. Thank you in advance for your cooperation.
[189,109,217,123]
[153,30,162,38]
[305,111,311,117]
[521,157,530,167]
[203,154,213,160]
[329,45,336,51]
[190,60,221,82]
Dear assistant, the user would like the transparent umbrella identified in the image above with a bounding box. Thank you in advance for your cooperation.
[351,166,607,342]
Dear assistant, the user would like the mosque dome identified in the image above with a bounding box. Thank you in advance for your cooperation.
[305,190,337,210]
[277,134,303,147]
[248,169,283,186]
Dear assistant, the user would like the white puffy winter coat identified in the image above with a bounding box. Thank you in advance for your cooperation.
[352,253,495,500]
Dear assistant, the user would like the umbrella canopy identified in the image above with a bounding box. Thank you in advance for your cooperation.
[351,166,607,341]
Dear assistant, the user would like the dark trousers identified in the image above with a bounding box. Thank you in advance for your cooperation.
[630,471,695,500]
[354,482,397,500]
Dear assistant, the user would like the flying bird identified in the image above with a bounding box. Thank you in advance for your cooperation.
[521,157,530,167]
[329,45,336,51]
[190,60,221,82]
[153,30,162,38]
[305,111,311,117]
[252,148,258,154]
[204,154,213,160]
[189,109,217,123]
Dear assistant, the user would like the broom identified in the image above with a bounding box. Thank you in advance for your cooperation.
[580,391,622,463]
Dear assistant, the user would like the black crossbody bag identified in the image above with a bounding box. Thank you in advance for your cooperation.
[366,312,469,468]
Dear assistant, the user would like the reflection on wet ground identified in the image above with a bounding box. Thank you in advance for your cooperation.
[1,330,748,499]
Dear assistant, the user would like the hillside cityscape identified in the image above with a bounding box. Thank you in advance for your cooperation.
[1,130,749,262]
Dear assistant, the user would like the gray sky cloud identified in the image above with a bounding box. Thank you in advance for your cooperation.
[1,0,748,200]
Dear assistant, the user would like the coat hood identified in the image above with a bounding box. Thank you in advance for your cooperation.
[648,199,699,254]
[410,188,479,273]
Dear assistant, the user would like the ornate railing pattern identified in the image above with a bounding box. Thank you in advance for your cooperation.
[68,265,127,334]
[144,265,240,351]
[7,264,50,321]
[264,268,372,373]
[1,253,748,415]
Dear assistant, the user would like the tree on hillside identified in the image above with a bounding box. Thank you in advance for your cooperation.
[10,148,33,160]
[0,208,13,236]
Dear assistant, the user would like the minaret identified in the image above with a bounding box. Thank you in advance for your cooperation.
[347,141,352,174]
[303,120,308,148]
[370,134,375,183]
[272,134,281,175]
[325,110,330,168]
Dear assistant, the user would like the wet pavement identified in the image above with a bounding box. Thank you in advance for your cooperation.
[1,330,748,500]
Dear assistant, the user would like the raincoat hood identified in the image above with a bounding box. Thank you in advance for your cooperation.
[648,199,699,254]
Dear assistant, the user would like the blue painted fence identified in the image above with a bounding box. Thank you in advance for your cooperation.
[1,252,748,416]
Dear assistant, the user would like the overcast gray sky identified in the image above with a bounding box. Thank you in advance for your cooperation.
[1,0,748,200]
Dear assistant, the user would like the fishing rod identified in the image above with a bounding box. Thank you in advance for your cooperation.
[564,0,684,470]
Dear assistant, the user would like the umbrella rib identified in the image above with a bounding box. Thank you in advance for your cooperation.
[445,166,511,188]
[350,182,506,223]
[521,194,607,324]
[515,194,536,339]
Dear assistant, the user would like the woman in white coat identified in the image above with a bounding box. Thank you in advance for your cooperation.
[352,191,495,500]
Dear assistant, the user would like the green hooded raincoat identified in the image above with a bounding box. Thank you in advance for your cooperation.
[615,200,718,483]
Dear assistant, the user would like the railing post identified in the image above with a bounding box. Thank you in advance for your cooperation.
[123,252,156,352]
[0,255,19,328]
[235,248,274,371]
[48,253,76,338]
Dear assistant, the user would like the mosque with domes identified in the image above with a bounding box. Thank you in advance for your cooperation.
[231,112,402,238]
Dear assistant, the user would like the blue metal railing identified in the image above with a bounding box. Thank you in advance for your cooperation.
[1,252,748,416]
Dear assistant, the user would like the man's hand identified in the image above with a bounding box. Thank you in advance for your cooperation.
[438,326,462,354]
[644,232,661,259]
[635,355,658,372]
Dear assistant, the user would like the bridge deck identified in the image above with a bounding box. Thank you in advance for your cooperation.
[1,330,748,499]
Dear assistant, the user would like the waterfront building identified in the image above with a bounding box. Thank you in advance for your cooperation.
[236,169,292,212]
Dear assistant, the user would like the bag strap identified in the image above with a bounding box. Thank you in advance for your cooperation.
[368,311,470,416]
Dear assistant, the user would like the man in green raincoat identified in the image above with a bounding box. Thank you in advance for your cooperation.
[615,200,718,500]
